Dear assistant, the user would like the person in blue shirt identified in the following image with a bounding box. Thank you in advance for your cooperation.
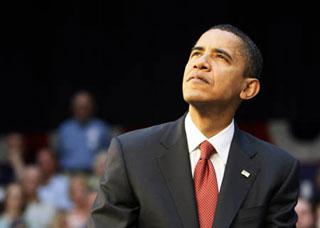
[57,90,112,172]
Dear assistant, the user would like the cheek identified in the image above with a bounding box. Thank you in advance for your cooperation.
[183,61,193,76]
[218,67,244,85]
[214,75,244,97]
[182,66,190,90]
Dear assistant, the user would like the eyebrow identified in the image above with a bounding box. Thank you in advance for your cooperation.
[191,46,233,62]
[191,46,204,52]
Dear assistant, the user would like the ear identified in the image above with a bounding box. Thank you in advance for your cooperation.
[240,78,260,100]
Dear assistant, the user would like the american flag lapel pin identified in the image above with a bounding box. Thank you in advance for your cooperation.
[241,170,250,178]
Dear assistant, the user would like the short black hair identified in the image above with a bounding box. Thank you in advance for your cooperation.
[210,24,263,79]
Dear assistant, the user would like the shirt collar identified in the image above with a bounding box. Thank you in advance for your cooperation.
[184,112,235,165]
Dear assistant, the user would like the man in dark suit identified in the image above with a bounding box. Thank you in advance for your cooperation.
[89,24,299,228]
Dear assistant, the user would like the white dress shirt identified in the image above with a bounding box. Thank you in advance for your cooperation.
[184,113,235,191]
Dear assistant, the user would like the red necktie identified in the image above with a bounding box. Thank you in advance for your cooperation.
[194,140,218,228]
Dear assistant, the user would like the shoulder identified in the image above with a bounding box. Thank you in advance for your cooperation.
[238,129,299,191]
[58,119,76,132]
[239,129,298,167]
[105,119,179,170]
[51,174,69,184]
[90,118,111,130]
[111,118,180,154]
[117,120,176,146]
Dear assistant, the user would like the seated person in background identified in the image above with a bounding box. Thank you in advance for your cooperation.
[7,144,73,211]
[36,147,73,210]
[0,182,26,228]
[21,166,56,228]
[57,90,112,173]
[51,210,69,228]
[66,175,91,228]
[87,151,107,209]
[312,197,320,228]
[88,150,107,191]
[0,133,26,186]
[295,197,314,228]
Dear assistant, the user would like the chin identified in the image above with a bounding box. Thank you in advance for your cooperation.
[183,93,211,105]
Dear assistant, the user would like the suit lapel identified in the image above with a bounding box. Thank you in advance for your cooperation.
[213,127,260,228]
[157,116,199,228]
[156,118,260,228]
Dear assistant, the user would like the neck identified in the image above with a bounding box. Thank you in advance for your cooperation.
[75,202,89,213]
[188,104,234,138]
[42,172,54,183]
[27,194,38,203]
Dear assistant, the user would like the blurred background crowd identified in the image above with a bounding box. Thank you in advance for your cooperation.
[1,0,319,227]
[0,90,319,228]
[0,91,115,227]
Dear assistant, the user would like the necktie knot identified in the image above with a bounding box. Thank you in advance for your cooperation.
[200,140,215,160]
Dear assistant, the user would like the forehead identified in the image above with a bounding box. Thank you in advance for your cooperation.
[195,29,245,57]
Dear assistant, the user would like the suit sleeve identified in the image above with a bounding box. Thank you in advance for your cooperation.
[265,158,300,227]
[88,137,140,228]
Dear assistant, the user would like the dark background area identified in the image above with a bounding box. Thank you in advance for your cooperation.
[0,0,319,137]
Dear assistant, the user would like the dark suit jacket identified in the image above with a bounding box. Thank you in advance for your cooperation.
[89,115,299,228]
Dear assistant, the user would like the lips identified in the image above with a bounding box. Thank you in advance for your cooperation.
[187,74,210,84]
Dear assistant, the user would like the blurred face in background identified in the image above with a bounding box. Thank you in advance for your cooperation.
[22,166,41,197]
[295,198,314,228]
[36,148,57,179]
[314,203,320,228]
[93,152,107,177]
[87,191,98,208]
[70,176,89,207]
[71,92,94,123]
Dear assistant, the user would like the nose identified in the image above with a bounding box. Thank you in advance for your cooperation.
[193,54,211,71]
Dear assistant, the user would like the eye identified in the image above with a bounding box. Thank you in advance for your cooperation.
[216,54,230,63]
[191,51,201,57]
[217,54,226,60]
